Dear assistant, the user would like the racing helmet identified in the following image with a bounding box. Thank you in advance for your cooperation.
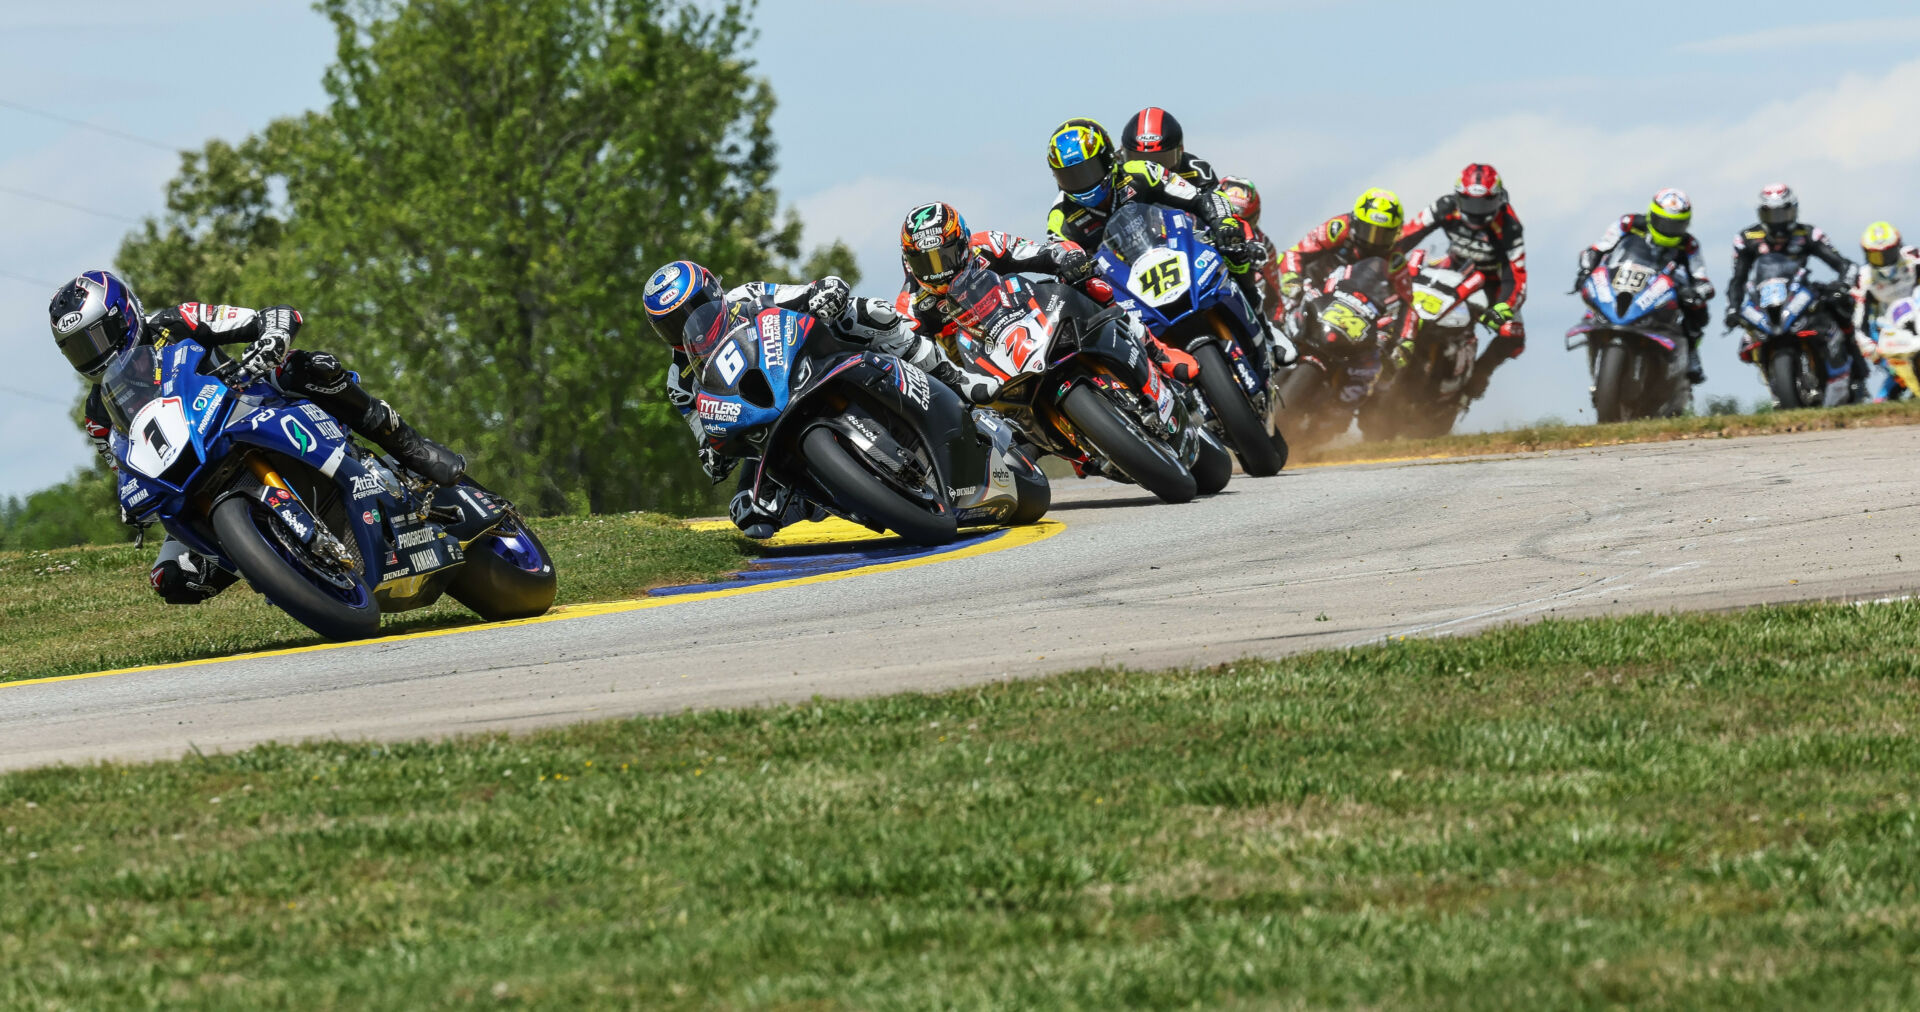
[1455,164,1507,226]
[1350,188,1405,252]
[1757,183,1798,236]
[49,270,145,378]
[1121,107,1184,171]
[1647,188,1693,248]
[1217,176,1262,227]
[1862,220,1904,272]
[1048,118,1115,208]
[900,202,973,294]
[642,260,725,351]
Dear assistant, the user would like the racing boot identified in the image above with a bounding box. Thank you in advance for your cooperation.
[729,484,824,539]
[1462,334,1523,402]
[361,399,467,486]
[1145,336,1199,383]
[1684,334,1706,385]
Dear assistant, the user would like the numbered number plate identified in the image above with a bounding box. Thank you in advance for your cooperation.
[1613,264,1653,295]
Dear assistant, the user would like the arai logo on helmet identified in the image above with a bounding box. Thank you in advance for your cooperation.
[55,310,85,333]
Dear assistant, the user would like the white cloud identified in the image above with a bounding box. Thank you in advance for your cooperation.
[1681,16,1920,54]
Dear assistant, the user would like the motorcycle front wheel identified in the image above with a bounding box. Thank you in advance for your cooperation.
[1593,343,1633,423]
[1194,343,1285,476]
[1768,345,1817,409]
[802,426,958,545]
[1061,384,1196,504]
[212,494,381,641]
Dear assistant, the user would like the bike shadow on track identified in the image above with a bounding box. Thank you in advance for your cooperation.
[651,521,1013,597]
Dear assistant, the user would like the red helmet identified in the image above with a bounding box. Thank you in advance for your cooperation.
[1454,163,1506,225]
[1217,176,1261,227]
[1121,107,1184,171]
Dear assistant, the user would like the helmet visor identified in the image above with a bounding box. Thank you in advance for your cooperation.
[681,301,734,361]
[1758,203,1796,227]
[56,315,129,377]
[1457,192,1504,220]
[1051,157,1107,199]
[1866,245,1898,268]
[1127,146,1180,172]
[905,240,972,291]
[1649,213,1690,243]
[1352,220,1397,250]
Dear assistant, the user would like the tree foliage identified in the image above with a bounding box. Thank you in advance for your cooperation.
[0,465,127,551]
[116,0,854,517]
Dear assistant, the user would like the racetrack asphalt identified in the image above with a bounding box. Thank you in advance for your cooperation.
[3,427,1915,771]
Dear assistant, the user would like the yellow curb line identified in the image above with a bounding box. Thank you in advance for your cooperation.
[1,519,1066,691]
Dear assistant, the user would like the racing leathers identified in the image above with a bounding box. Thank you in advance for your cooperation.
[1847,245,1920,398]
[1578,214,1715,382]
[82,302,467,604]
[898,228,1197,400]
[664,278,948,537]
[1161,151,1220,191]
[1047,159,1264,311]
[1725,222,1853,318]
[1279,213,1412,314]
[1396,195,1530,398]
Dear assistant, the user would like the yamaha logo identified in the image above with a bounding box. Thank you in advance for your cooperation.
[55,311,84,333]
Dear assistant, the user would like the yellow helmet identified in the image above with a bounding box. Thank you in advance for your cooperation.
[1047,118,1115,207]
[1350,188,1404,250]
[1646,188,1692,248]
[1862,220,1903,268]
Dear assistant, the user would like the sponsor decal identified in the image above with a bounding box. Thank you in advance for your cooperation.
[409,548,440,571]
[119,477,139,495]
[947,485,979,499]
[899,361,932,410]
[362,510,378,524]
[396,528,436,549]
[274,506,310,541]
[314,419,344,441]
[300,403,328,421]
[55,310,84,333]
[384,567,411,579]
[644,262,681,297]
[759,312,785,368]
[125,488,150,507]
[696,394,742,422]
[349,473,385,500]
[281,416,315,454]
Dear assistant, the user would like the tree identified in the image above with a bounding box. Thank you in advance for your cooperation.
[118,0,856,518]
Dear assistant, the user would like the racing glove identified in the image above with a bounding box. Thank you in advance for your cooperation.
[699,446,736,483]
[234,331,291,385]
[1053,246,1096,284]
[1388,338,1417,370]
[151,550,233,605]
[1489,302,1523,340]
[1723,306,1741,330]
[1277,271,1303,303]
[933,358,997,405]
[805,276,852,321]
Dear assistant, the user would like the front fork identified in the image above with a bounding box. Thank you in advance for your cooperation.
[240,454,356,573]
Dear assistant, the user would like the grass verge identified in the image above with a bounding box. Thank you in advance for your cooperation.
[1302,399,1920,465]
[5,600,1920,1009]
[0,513,751,683]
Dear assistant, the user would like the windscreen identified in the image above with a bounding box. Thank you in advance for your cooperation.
[1101,202,1170,263]
[1752,252,1799,284]
[1609,233,1664,271]
[949,266,1025,339]
[681,300,741,361]
[97,344,164,433]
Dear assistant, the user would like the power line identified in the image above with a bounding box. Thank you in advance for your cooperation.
[0,96,183,153]
[0,382,70,407]
[0,184,142,224]
[0,269,57,289]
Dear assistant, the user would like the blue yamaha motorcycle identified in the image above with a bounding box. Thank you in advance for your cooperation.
[685,293,1050,545]
[1096,201,1287,475]
[1565,233,1697,422]
[1729,252,1856,408]
[100,339,556,640]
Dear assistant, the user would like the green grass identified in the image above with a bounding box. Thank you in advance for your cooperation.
[5,601,1920,1009]
[1303,398,1920,465]
[0,513,751,683]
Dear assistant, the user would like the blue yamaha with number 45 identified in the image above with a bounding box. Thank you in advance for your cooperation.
[686,291,1050,545]
[1096,201,1288,475]
[100,337,555,640]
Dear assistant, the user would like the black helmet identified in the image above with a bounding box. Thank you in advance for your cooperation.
[49,270,145,377]
[1121,107,1185,172]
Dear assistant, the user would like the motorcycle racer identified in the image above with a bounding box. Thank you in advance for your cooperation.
[1723,184,1854,321]
[1396,164,1528,400]
[1119,107,1219,191]
[1216,176,1282,320]
[49,269,467,605]
[1575,189,1715,383]
[643,259,940,538]
[894,201,1198,398]
[1044,118,1263,299]
[1848,221,1920,396]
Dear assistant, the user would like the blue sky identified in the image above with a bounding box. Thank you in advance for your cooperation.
[6,0,1920,498]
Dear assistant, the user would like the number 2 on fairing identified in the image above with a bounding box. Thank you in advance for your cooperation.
[715,342,747,384]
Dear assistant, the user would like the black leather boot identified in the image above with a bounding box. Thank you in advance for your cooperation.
[363,399,466,485]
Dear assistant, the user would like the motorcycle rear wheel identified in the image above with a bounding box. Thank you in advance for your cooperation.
[802,426,958,545]
[212,494,381,641]
[1191,433,1233,496]
[447,509,558,622]
[1061,384,1196,504]
[1194,343,1284,476]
